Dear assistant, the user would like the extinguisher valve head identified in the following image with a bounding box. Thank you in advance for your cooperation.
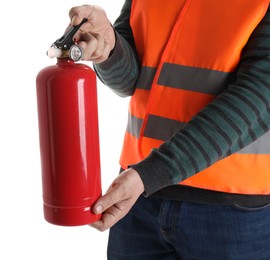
[47,18,88,61]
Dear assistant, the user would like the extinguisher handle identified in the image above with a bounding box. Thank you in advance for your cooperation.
[52,18,88,50]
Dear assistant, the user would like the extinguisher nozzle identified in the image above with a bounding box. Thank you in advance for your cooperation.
[47,47,62,58]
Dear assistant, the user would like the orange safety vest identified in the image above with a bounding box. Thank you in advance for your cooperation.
[120,0,270,194]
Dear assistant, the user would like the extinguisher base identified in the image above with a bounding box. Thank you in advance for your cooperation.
[43,204,102,226]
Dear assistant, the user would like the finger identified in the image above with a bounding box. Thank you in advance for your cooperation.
[91,43,112,63]
[85,33,105,60]
[90,207,120,231]
[88,34,112,63]
[92,183,127,215]
[69,12,83,26]
[69,5,94,25]
[76,33,99,60]
[91,201,129,231]
[77,33,111,62]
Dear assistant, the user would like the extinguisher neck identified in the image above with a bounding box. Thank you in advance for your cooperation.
[56,58,75,66]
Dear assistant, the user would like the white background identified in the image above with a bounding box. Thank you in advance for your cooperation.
[0,1,128,259]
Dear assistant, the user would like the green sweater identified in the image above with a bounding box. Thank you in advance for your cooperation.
[95,1,270,206]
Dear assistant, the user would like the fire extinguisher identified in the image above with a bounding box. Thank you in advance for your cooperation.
[36,19,102,226]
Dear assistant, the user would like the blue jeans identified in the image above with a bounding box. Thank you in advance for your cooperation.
[107,195,270,259]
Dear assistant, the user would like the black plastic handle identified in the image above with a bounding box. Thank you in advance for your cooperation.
[52,18,88,50]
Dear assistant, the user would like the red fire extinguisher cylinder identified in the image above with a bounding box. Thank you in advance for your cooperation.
[36,19,102,226]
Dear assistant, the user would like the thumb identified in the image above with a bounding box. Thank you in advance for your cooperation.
[71,15,81,26]
[92,185,123,214]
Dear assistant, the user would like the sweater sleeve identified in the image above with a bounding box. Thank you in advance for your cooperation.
[131,7,270,196]
[93,0,139,97]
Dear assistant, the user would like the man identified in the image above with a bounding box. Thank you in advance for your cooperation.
[69,1,270,258]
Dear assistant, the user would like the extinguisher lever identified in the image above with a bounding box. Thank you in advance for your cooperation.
[52,18,88,50]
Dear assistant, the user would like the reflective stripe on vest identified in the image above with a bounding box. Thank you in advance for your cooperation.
[120,0,270,194]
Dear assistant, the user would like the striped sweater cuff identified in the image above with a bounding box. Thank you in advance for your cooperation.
[94,31,138,97]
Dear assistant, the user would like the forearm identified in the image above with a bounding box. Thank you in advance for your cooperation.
[132,7,270,196]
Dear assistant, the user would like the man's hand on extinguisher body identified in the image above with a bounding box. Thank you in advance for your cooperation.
[69,5,145,231]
